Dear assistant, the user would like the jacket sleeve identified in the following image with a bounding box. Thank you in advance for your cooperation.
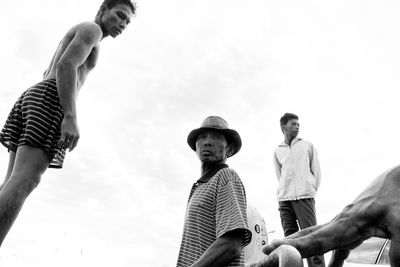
[273,150,282,180]
[309,143,321,190]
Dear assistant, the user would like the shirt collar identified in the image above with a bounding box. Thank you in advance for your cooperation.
[197,162,228,183]
[188,163,229,202]
[279,137,302,147]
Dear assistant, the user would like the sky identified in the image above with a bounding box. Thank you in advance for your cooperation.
[1,0,400,266]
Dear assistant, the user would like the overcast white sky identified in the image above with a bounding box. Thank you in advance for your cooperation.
[1,0,400,266]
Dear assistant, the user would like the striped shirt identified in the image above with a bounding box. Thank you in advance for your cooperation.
[176,166,251,267]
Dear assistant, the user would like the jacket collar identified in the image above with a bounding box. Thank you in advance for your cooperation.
[279,137,302,147]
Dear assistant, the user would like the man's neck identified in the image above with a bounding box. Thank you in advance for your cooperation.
[94,19,107,40]
[284,135,295,146]
[199,161,227,182]
[200,161,223,175]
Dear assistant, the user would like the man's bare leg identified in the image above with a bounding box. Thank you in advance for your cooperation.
[0,145,49,246]
[0,151,16,191]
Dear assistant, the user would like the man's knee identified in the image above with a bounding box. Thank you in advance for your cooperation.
[6,174,41,195]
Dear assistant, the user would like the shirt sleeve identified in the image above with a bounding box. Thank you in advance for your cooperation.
[215,169,252,248]
[309,143,321,190]
[273,150,282,180]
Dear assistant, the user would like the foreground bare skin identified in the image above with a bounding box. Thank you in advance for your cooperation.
[262,165,400,267]
[255,245,303,267]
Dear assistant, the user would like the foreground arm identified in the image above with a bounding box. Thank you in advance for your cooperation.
[56,24,101,151]
[191,230,242,267]
[262,165,400,267]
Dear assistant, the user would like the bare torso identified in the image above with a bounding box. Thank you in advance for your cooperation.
[43,22,100,92]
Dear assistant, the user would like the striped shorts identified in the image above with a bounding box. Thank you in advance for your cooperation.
[0,79,66,168]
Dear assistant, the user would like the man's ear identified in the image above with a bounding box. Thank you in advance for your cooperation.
[226,144,234,157]
[96,5,107,20]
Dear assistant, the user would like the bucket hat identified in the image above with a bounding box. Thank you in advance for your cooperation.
[187,116,242,157]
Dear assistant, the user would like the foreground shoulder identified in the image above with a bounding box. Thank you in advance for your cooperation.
[74,22,102,43]
[217,168,242,184]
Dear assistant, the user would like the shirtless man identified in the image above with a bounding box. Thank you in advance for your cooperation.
[0,0,136,246]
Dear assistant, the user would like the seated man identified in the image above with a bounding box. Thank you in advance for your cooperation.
[262,165,400,267]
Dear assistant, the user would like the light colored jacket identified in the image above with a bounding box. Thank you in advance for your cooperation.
[273,137,321,201]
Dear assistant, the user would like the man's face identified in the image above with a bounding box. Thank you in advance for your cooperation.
[195,130,232,163]
[283,119,300,138]
[101,4,133,38]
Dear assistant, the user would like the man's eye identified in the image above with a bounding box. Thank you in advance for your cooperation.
[118,12,126,19]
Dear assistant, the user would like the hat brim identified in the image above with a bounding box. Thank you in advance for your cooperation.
[187,127,242,157]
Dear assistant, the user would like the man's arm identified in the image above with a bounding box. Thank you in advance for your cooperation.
[262,165,400,267]
[273,151,282,180]
[56,24,102,151]
[309,143,321,190]
[191,229,243,267]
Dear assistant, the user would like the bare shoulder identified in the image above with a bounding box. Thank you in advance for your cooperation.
[69,22,102,44]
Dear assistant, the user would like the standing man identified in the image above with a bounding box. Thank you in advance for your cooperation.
[0,0,136,247]
[273,113,325,267]
[176,116,252,267]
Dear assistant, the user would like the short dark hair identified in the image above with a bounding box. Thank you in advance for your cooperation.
[280,113,299,127]
[98,0,137,16]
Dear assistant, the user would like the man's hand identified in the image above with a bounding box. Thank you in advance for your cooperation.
[58,115,80,151]
[262,165,400,267]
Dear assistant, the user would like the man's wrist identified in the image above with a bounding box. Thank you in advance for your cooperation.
[63,113,77,120]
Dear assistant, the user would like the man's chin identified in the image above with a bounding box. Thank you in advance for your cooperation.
[109,32,120,38]
[201,157,226,164]
[201,157,216,163]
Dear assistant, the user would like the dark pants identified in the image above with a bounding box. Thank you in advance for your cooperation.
[278,198,325,267]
